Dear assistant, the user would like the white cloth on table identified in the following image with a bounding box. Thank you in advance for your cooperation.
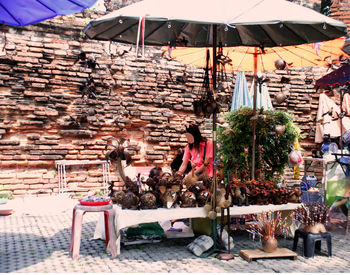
[93,203,301,256]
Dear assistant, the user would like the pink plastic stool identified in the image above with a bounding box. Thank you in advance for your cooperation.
[69,203,117,260]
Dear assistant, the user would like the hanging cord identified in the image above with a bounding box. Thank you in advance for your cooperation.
[141,15,149,58]
[135,17,142,56]
[135,14,149,58]
[2,24,6,52]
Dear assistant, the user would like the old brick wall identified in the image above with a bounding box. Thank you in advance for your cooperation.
[0,12,228,196]
[0,1,348,196]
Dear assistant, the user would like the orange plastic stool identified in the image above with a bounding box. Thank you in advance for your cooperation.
[70,203,117,260]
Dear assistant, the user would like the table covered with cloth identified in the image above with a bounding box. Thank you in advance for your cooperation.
[93,203,301,256]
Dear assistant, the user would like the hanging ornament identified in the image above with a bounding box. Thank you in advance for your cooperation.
[274,59,287,70]
[275,88,288,104]
[274,125,286,136]
[293,166,300,179]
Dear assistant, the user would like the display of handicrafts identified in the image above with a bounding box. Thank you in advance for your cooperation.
[295,202,330,234]
[108,134,301,211]
[247,211,294,253]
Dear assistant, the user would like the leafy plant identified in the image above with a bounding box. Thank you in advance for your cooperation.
[217,107,301,182]
[95,189,105,196]
[80,30,86,38]
[0,191,13,200]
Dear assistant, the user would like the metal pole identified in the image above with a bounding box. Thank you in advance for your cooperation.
[212,24,218,250]
[213,24,217,192]
[251,48,258,180]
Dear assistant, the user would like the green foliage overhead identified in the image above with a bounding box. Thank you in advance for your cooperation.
[217,107,301,182]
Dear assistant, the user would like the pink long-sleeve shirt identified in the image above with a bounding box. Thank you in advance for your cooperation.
[182,140,213,177]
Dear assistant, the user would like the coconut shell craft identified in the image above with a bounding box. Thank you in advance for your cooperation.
[180,191,197,208]
[215,186,232,210]
[197,190,211,207]
[295,202,330,234]
[159,186,179,209]
[274,59,287,70]
[140,192,157,209]
[122,191,139,210]
[111,190,126,205]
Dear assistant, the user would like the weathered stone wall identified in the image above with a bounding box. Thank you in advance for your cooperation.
[0,1,348,196]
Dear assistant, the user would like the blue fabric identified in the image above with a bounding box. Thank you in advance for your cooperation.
[249,79,274,110]
[230,71,252,111]
[0,0,97,26]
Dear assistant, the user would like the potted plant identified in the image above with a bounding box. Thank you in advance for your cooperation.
[247,210,294,253]
[217,107,302,183]
[0,190,13,205]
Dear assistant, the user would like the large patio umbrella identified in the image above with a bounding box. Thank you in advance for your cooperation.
[84,0,347,181]
[164,37,348,71]
[0,0,98,26]
[84,0,347,255]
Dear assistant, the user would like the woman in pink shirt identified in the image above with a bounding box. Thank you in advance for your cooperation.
[178,123,213,178]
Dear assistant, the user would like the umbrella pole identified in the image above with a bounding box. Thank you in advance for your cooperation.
[201,24,222,259]
[212,24,218,251]
[212,25,233,261]
[251,48,258,180]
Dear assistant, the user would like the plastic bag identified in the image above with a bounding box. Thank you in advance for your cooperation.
[288,150,302,167]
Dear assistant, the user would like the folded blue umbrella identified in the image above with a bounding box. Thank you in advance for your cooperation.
[230,71,252,111]
[249,79,274,110]
[0,0,98,26]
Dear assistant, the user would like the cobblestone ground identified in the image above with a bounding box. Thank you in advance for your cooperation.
[1,197,350,273]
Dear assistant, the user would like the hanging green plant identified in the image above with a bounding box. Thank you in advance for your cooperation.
[217,106,301,183]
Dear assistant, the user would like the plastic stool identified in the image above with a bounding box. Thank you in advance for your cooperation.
[70,203,117,260]
[292,229,332,258]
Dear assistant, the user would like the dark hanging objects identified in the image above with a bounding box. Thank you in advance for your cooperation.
[280,76,290,84]
[176,72,188,84]
[87,56,98,69]
[305,78,313,84]
[74,51,87,65]
[320,0,332,16]
[79,83,86,92]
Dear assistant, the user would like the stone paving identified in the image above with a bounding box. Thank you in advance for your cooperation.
[1,196,350,273]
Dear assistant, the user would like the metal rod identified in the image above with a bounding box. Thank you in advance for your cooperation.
[251,48,258,180]
[212,23,217,205]
[212,24,218,251]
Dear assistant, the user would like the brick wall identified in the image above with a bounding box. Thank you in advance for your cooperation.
[0,1,348,196]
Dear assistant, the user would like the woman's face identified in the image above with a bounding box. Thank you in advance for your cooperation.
[185,133,194,144]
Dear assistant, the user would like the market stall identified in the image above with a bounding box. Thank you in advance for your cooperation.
[82,0,347,258]
[315,64,350,206]
[315,64,350,233]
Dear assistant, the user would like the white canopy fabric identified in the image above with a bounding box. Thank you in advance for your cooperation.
[84,0,347,47]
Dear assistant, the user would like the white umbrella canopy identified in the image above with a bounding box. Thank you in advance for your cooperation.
[85,0,347,47]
